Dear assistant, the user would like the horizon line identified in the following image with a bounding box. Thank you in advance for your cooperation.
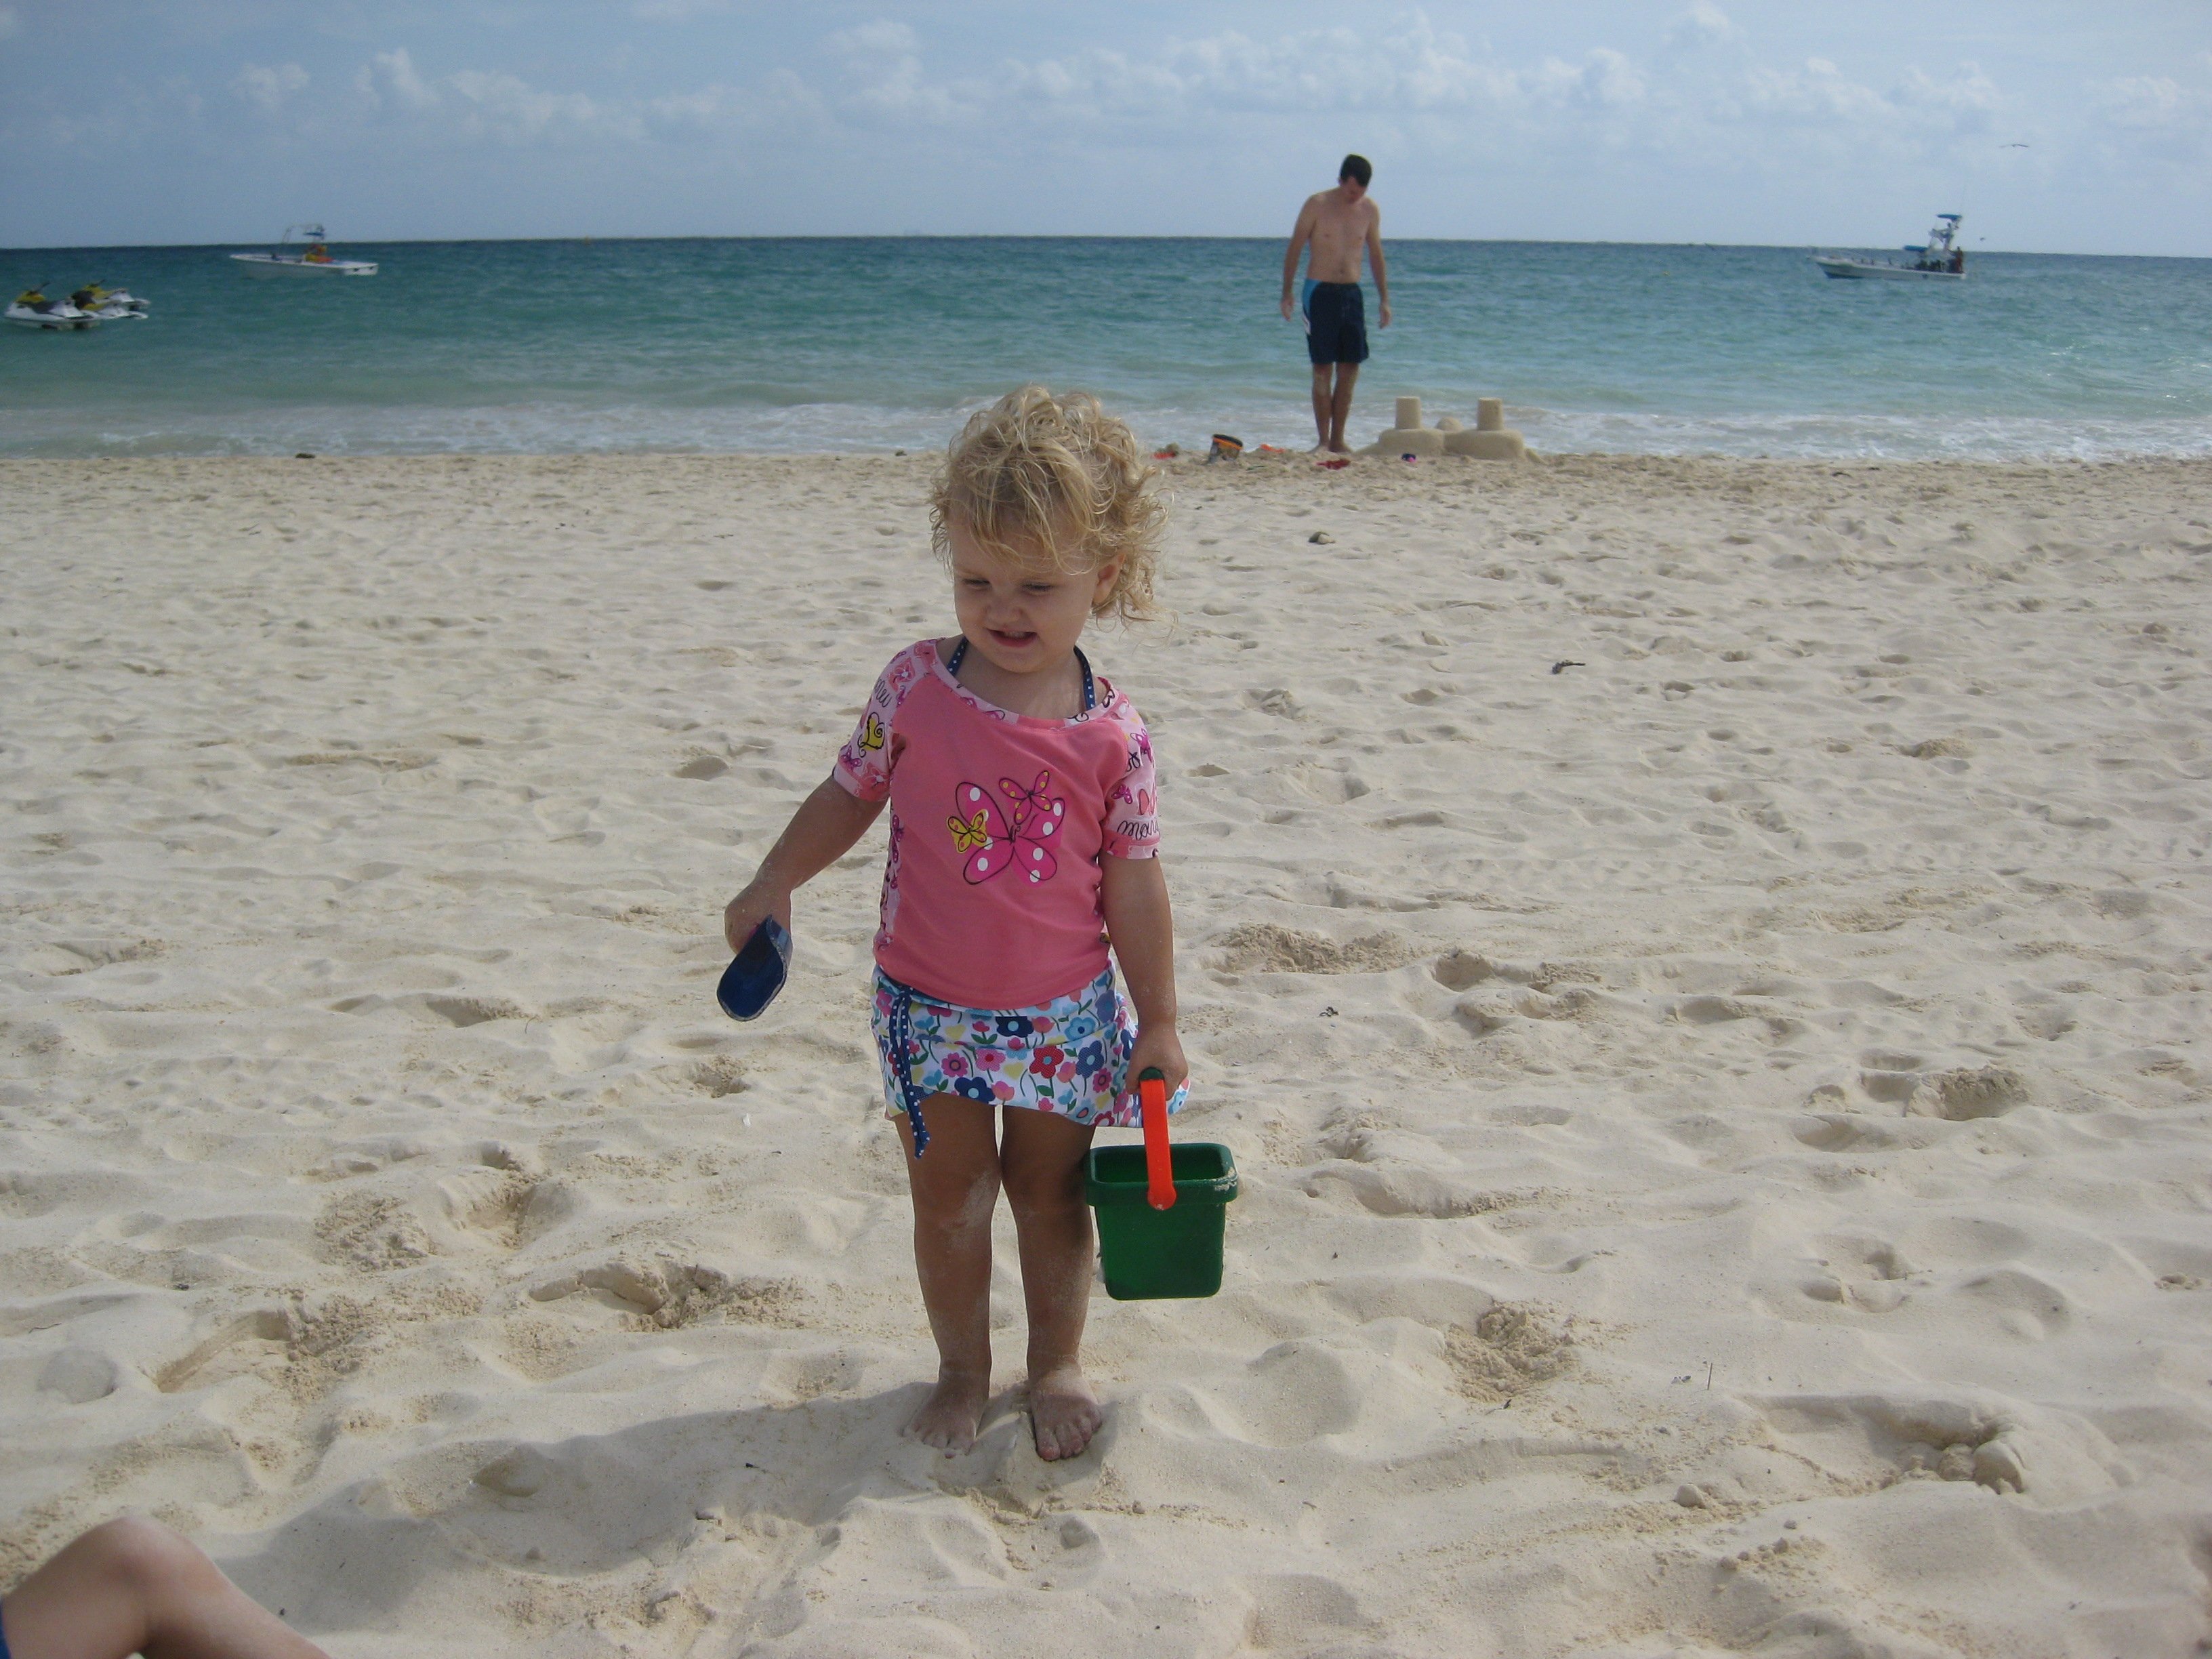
[7,233,2203,260]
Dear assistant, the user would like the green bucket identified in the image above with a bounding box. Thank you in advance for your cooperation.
[1085,1142,1239,1300]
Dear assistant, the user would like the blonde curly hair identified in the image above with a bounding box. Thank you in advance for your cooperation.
[929,386,1166,623]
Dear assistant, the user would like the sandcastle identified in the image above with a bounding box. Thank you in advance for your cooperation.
[1362,396,1528,461]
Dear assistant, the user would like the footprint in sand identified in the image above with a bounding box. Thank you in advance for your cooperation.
[153,1308,295,1393]
[1302,1160,1514,1221]
[1906,1065,2031,1120]
[1429,949,1493,991]
[1744,1391,2131,1499]
[437,1166,544,1250]
[1238,1575,1374,1651]
[687,1055,749,1098]
[1277,761,1370,804]
[1214,923,1414,975]
[1443,1305,1576,1404]
[531,1255,804,1331]
[39,1347,119,1403]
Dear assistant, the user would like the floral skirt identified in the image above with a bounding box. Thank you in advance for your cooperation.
[870,966,1187,1134]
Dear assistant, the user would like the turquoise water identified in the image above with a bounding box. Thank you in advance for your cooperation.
[4,237,2209,459]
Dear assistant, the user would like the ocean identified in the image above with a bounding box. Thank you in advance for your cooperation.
[4,237,2209,461]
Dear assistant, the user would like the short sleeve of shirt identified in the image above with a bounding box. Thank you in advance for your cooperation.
[1100,702,1160,859]
[832,648,922,802]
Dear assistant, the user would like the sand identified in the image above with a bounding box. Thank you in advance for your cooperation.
[3,449,2209,1657]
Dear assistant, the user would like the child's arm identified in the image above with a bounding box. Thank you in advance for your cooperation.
[1101,854,1188,1095]
[724,775,885,951]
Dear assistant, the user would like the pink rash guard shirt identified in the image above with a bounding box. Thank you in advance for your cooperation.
[832,639,1160,1011]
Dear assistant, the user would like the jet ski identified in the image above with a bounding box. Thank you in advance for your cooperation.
[6,287,98,330]
[70,283,150,319]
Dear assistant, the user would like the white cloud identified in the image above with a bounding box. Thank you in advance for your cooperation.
[1745,57,1889,123]
[294,19,2028,179]
[447,67,632,139]
[1667,3,1736,50]
[830,21,918,58]
[360,46,437,110]
[2090,73,2211,162]
[232,61,308,115]
[1733,54,1999,144]
[2093,75,2198,128]
[997,22,1597,119]
[345,46,787,144]
[1540,47,1645,108]
[647,68,821,132]
[1896,62,1999,119]
[830,18,970,123]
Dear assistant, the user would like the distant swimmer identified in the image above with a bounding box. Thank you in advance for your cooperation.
[1280,155,1392,455]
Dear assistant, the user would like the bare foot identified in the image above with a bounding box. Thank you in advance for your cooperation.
[1027,1364,1102,1461]
[906,1368,990,1455]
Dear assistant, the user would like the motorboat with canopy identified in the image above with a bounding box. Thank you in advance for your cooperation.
[230,224,378,278]
[1814,215,1967,281]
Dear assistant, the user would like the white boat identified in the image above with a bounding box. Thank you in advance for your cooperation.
[7,287,98,330]
[230,224,377,278]
[1814,214,1967,281]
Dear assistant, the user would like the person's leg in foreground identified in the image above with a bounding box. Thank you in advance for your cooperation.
[1324,361,1361,453]
[899,1093,1101,1460]
[0,1515,330,1659]
[1309,363,1336,451]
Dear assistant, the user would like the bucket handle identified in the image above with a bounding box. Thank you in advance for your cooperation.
[1139,1067,1176,1210]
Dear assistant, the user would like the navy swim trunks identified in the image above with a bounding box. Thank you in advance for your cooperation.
[1303,280,1369,366]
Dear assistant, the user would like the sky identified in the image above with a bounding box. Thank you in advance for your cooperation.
[3,2,2209,254]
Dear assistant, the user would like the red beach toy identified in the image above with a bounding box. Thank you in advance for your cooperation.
[1141,1069,1176,1210]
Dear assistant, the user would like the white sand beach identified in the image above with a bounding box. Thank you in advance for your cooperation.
[3,450,2209,1656]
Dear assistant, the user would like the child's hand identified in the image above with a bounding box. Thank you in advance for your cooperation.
[1127,1023,1188,1101]
[723,882,792,954]
[718,775,886,954]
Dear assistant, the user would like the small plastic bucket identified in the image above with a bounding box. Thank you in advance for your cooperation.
[1085,1142,1238,1300]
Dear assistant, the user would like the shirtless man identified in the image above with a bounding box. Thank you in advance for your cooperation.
[1280,155,1391,453]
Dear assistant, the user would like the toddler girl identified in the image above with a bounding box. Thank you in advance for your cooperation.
[722,387,1185,1462]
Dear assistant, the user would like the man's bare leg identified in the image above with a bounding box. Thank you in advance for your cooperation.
[1328,362,1361,453]
[1000,1105,1101,1460]
[0,1515,330,1659]
[1309,365,1334,451]
[897,1094,1001,1453]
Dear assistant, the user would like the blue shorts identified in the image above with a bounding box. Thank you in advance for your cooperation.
[1304,280,1369,366]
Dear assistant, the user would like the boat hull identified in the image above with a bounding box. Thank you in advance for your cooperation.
[6,306,98,330]
[231,254,378,278]
[1814,257,1963,282]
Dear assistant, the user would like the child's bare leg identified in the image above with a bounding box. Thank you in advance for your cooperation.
[897,1094,1001,1454]
[1309,366,1334,451]
[1000,1106,1101,1460]
[1,1515,330,1659]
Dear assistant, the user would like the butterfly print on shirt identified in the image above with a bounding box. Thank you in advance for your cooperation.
[949,771,1065,885]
